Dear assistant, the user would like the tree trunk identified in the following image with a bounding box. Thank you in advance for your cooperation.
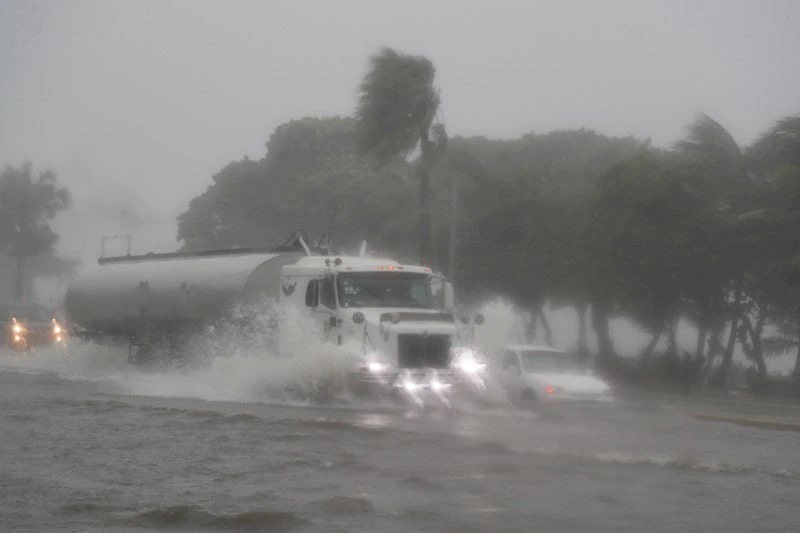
[694,320,707,365]
[709,316,739,388]
[14,255,26,303]
[538,306,553,346]
[591,300,617,364]
[709,288,743,388]
[793,341,800,379]
[665,317,679,362]
[701,325,723,386]
[576,303,589,361]
[525,311,537,343]
[741,315,768,377]
[639,323,663,368]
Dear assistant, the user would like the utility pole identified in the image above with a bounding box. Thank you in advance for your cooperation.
[448,177,458,286]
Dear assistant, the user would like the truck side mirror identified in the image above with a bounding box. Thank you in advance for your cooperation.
[444,282,455,312]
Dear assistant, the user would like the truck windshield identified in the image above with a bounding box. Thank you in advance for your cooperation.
[337,272,433,308]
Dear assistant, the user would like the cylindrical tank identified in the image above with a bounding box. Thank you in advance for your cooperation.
[65,251,303,336]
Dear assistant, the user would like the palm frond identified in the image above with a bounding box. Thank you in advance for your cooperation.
[749,115,800,170]
[675,113,743,172]
[355,48,438,166]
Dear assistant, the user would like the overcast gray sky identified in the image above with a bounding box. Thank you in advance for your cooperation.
[1,0,799,262]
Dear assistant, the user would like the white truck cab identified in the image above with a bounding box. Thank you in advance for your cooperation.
[281,255,483,400]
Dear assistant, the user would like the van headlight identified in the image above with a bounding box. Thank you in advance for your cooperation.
[367,361,389,374]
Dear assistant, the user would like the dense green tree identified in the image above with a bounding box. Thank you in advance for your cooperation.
[178,117,417,256]
[0,163,71,302]
[593,150,729,373]
[445,131,644,358]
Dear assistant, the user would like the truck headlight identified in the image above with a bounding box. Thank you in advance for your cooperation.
[453,349,487,375]
[359,353,393,375]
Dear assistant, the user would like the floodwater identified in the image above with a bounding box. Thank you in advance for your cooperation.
[1,341,798,532]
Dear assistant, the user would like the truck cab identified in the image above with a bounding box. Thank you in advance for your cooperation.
[280,256,478,399]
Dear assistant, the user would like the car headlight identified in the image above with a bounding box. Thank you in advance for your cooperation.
[367,361,389,374]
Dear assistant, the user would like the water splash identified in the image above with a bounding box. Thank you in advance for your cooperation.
[0,298,521,409]
[0,302,356,405]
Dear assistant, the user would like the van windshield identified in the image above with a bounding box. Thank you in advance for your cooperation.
[521,350,582,374]
[337,272,433,308]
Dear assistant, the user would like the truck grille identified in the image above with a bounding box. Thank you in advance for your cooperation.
[397,334,451,369]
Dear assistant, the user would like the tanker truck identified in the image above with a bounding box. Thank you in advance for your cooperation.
[65,237,489,404]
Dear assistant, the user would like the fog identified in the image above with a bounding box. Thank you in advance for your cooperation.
[3,4,800,529]
[2,0,799,262]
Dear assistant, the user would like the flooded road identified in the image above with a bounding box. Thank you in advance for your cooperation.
[1,344,798,532]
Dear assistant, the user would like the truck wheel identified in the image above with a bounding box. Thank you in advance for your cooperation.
[520,388,538,402]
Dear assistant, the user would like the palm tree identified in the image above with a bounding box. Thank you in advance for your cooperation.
[676,113,752,387]
[355,48,447,265]
[745,115,800,377]
[0,163,71,302]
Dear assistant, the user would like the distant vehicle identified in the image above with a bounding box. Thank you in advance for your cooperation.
[1,303,66,352]
[497,345,613,403]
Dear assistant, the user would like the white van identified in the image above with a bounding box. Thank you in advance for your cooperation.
[497,345,613,403]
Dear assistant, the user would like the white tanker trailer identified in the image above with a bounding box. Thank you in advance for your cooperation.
[65,239,489,404]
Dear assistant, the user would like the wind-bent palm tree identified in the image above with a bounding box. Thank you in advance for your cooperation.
[355,48,447,265]
[678,113,800,385]
[676,113,751,387]
[745,115,800,377]
[676,113,752,204]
